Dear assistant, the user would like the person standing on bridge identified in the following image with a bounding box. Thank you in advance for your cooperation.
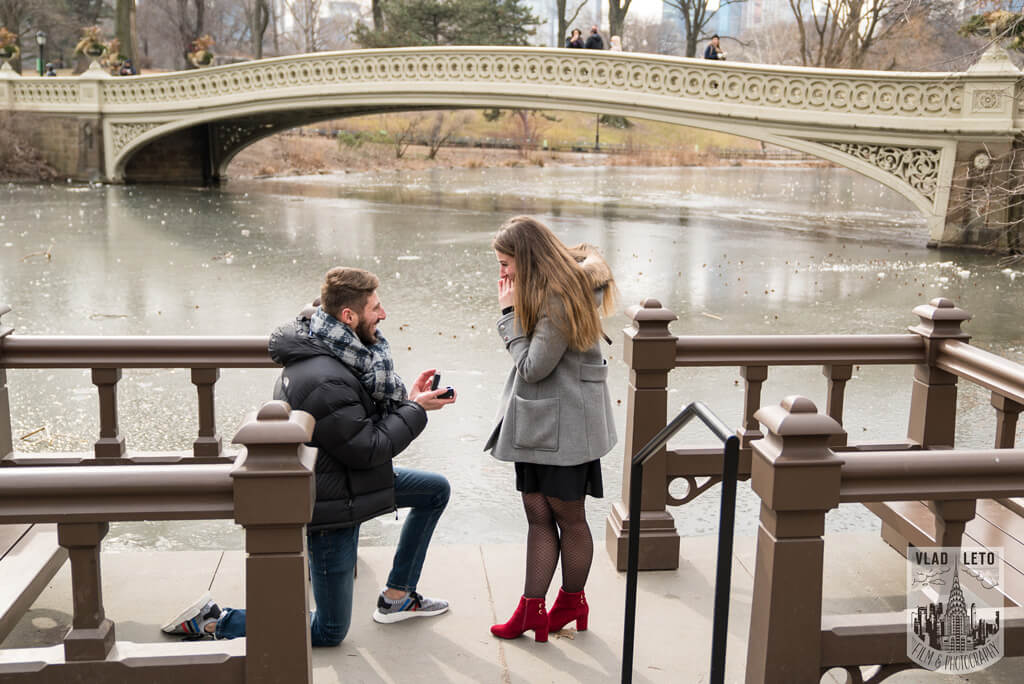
[162,267,456,644]
[704,34,726,60]
[487,216,618,643]
[565,28,584,49]
[584,25,604,50]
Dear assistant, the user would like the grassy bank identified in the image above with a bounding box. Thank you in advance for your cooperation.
[228,109,811,177]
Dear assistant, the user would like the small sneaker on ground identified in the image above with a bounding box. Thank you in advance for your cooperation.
[372,590,449,624]
[161,592,221,638]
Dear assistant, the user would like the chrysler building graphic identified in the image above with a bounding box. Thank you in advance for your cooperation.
[908,548,1003,673]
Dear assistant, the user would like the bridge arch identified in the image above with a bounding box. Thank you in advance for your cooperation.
[116,95,944,222]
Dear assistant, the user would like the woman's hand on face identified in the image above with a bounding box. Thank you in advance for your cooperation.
[498,275,515,310]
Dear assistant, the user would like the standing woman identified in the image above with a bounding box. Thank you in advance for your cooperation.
[565,28,584,48]
[486,216,617,642]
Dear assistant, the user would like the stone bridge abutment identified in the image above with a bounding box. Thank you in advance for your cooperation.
[3,46,1023,250]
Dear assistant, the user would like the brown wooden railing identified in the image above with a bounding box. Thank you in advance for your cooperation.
[605,297,1024,571]
[0,400,316,684]
[746,395,1024,682]
[0,305,276,465]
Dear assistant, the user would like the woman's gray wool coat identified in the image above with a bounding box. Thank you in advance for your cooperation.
[484,254,617,467]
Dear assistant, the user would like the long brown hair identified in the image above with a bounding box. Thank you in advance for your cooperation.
[492,216,614,351]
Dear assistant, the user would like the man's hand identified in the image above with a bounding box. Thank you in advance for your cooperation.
[409,368,456,411]
[498,276,515,310]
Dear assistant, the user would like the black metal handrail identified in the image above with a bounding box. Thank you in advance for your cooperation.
[621,401,740,684]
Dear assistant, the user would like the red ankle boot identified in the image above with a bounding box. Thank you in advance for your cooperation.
[490,596,548,642]
[548,588,588,632]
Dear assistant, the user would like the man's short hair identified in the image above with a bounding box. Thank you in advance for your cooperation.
[321,267,380,318]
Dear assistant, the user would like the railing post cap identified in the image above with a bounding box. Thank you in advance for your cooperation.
[232,400,314,445]
[625,299,677,339]
[909,298,971,340]
[754,395,845,438]
[79,60,112,79]
[967,43,1021,75]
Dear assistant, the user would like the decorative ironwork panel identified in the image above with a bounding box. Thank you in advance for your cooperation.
[825,143,941,201]
[110,122,161,155]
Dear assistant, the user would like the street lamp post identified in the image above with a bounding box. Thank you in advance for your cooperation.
[35,31,46,76]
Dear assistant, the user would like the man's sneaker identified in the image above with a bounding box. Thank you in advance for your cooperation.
[372,590,449,624]
[161,592,221,638]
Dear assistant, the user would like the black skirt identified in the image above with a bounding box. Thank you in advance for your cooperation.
[515,459,604,501]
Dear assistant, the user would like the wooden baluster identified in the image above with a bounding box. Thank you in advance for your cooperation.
[59,522,115,661]
[605,299,681,571]
[823,364,852,447]
[91,368,126,459]
[992,393,1022,449]
[929,500,976,547]
[745,396,845,684]
[232,401,316,684]
[0,305,13,460]
[738,365,767,449]
[191,368,223,458]
[906,298,971,449]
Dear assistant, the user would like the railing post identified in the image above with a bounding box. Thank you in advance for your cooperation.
[58,522,115,661]
[906,298,971,448]
[745,396,845,684]
[231,400,316,684]
[0,305,13,460]
[606,299,681,571]
[91,367,126,459]
[992,393,1022,448]
[191,368,223,458]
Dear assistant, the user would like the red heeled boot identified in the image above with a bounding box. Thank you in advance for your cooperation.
[490,596,549,642]
[548,588,588,632]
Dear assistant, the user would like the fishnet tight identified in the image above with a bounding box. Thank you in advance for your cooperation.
[521,492,593,598]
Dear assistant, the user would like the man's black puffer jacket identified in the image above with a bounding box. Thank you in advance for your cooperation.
[268,314,428,531]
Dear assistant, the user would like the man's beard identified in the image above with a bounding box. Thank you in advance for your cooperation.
[355,318,377,346]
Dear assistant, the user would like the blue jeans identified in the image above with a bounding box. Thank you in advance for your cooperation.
[215,467,450,645]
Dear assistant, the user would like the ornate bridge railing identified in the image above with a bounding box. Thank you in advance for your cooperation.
[0,400,316,684]
[745,395,1024,682]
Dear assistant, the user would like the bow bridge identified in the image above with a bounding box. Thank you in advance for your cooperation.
[2,45,1022,248]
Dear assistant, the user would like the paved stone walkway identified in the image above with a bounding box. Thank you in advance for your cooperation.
[2,533,1021,683]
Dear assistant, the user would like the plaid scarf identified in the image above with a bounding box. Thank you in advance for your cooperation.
[309,307,408,410]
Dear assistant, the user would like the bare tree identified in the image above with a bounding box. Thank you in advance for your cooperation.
[152,0,206,68]
[787,0,910,68]
[623,16,686,55]
[284,0,322,53]
[372,0,383,30]
[381,113,425,159]
[248,0,269,58]
[665,0,747,58]
[505,109,551,158]
[115,0,138,63]
[425,111,470,160]
[734,19,803,65]
[556,0,587,46]
[607,0,632,45]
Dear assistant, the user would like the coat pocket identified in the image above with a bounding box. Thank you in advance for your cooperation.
[512,396,559,451]
[580,360,608,382]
